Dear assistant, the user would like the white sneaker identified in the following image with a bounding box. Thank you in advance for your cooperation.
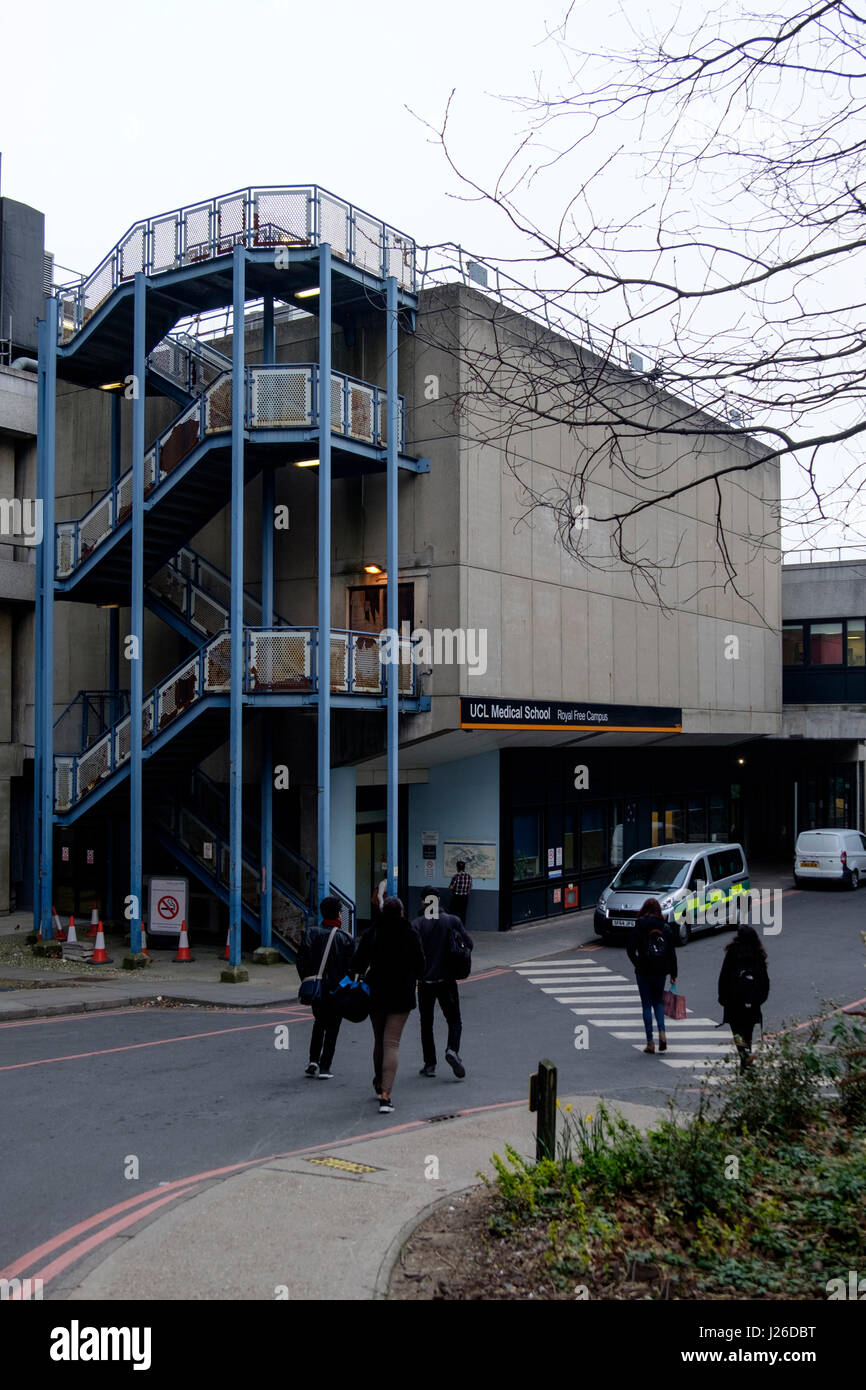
[318,1071,334,1079]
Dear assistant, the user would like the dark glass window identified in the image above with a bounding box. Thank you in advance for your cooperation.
[687,796,707,842]
[581,806,605,870]
[782,623,805,666]
[811,622,843,665]
[513,812,541,881]
[847,619,865,667]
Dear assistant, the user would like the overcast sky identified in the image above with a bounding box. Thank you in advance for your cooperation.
[3,0,863,553]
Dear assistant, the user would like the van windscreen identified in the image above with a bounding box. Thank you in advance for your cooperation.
[612,859,690,892]
[797,832,840,853]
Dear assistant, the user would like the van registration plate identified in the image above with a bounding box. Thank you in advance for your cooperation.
[799,860,818,868]
[612,918,634,928]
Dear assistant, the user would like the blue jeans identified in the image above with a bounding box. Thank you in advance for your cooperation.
[636,974,666,1042]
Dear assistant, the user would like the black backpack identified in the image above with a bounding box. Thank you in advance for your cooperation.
[732,964,761,1008]
[446,923,472,981]
[639,926,669,967]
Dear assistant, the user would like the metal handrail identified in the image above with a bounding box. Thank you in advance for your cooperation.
[782,545,866,565]
[55,184,417,342]
[245,626,419,698]
[148,545,293,636]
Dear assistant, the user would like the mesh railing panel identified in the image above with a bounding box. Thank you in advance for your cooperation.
[58,289,80,342]
[191,588,227,637]
[55,759,74,813]
[330,633,349,692]
[115,715,131,765]
[177,808,212,864]
[250,367,311,426]
[116,470,132,521]
[272,840,313,903]
[318,193,350,261]
[204,634,231,691]
[151,215,178,274]
[354,212,383,277]
[351,634,383,693]
[348,383,374,442]
[151,566,187,615]
[254,191,310,245]
[118,226,146,281]
[157,657,200,729]
[205,377,233,433]
[248,630,312,690]
[56,525,76,577]
[183,205,212,263]
[83,260,114,320]
[386,229,415,290]
[76,733,112,797]
[217,194,246,254]
[79,495,113,559]
[160,399,204,471]
[241,860,260,909]
[398,652,415,696]
[198,559,229,608]
[330,376,344,433]
[177,549,196,580]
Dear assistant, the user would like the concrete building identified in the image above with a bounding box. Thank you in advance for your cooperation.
[10,181,861,942]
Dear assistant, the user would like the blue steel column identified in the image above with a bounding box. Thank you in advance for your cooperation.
[38,300,58,935]
[260,294,275,946]
[316,246,332,906]
[229,246,246,964]
[33,315,47,930]
[129,276,146,955]
[385,276,399,897]
[107,392,122,922]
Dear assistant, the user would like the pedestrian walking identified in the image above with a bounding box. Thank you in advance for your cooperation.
[352,896,426,1113]
[626,897,678,1054]
[412,888,473,1080]
[448,860,473,925]
[717,925,769,1071]
[370,864,388,925]
[296,897,355,1079]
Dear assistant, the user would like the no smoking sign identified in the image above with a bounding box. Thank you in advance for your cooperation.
[147,878,187,935]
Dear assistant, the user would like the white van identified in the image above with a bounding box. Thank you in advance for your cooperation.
[595,842,749,945]
[794,829,866,889]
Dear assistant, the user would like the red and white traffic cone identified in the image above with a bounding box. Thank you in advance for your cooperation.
[86,903,99,938]
[91,921,112,964]
[52,907,67,942]
[221,927,230,961]
[173,920,194,963]
[141,923,151,960]
[66,915,78,945]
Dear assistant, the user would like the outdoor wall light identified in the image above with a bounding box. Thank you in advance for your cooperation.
[295,458,319,468]
[294,287,320,300]
[737,757,746,765]
[363,564,384,575]
[98,382,125,391]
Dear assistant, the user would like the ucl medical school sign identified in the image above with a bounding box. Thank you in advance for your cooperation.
[459,699,682,733]
[147,877,189,936]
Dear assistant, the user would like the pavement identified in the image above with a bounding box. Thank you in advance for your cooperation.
[1,867,789,1299]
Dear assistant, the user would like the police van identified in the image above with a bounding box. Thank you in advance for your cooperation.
[594,842,750,946]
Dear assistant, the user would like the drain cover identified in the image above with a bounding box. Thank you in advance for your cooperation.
[425,1113,459,1124]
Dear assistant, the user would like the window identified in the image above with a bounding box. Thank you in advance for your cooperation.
[782,623,805,666]
[687,796,707,842]
[581,806,605,870]
[688,858,709,890]
[810,622,843,665]
[848,619,865,667]
[348,583,414,633]
[513,812,541,881]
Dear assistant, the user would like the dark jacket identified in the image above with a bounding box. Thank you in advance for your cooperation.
[352,918,426,1013]
[296,921,355,995]
[718,942,769,1025]
[411,910,474,983]
[626,914,678,980]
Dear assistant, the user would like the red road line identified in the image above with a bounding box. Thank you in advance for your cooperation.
[463,968,509,983]
[0,1016,302,1072]
[5,1097,528,1289]
[766,996,866,1037]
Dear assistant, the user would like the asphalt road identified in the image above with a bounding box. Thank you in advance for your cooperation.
[1,879,863,1288]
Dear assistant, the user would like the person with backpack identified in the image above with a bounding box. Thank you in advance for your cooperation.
[352,896,426,1113]
[296,897,355,1079]
[412,888,473,1080]
[718,925,770,1071]
[626,897,678,1054]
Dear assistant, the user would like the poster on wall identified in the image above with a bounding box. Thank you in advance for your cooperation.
[147,877,188,936]
[442,841,496,879]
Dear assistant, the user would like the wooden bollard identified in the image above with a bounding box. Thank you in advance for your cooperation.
[529,1058,557,1160]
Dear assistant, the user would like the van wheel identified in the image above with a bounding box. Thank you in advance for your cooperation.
[793,875,803,889]
[850,869,860,891]
[675,916,691,946]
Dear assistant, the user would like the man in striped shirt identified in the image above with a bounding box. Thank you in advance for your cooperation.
[448,862,473,926]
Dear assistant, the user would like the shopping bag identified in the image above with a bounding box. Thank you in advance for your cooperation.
[663,987,686,1020]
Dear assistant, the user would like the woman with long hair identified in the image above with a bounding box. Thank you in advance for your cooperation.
[718,925,769,1070]
[352,896,425,1113]
[626,897,678,1054]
